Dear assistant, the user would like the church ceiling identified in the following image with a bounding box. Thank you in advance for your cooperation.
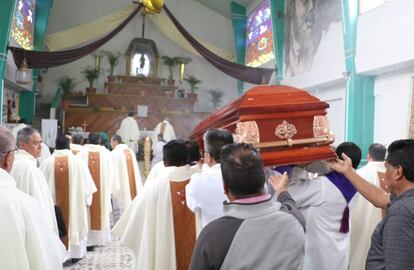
[192,0,254,18]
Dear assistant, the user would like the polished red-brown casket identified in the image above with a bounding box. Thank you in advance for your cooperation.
[189,85,336,166]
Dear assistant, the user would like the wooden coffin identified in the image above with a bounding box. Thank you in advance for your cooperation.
[189,85,336,166]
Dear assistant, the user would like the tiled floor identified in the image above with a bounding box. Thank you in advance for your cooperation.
[63,239,133,270]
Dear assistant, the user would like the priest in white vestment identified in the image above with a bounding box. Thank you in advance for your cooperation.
[110,135,143,211]
[186,129,234,232]
[151,118,175,150]
[70,133,84,154]
[11,127,58,234]
[117,112,140,153]
[77,133,116,247]
[113,139,195,270]
[276,142,362,270]
[0,127,66,270]
[11,121,27,138]
[349,143,386,270]
[40,134,97,261]
[37,142,52,166]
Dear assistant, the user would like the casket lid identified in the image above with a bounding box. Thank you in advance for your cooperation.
[190,85,336,166]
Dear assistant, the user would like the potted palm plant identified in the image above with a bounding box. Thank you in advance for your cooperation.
[57,76,76,110]
[208,89,224,110]
[105,51,120,82]
[81,66,100,94]
[161,56,180,87]
[184,75,202,99]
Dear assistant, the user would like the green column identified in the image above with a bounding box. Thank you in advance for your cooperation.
[341,0,374,164]
[231,1,247,96]
[269,0,285,84]
[19,0,53,123]
[0,0,17,124]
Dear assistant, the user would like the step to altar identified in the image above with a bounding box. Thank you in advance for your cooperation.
[87,93,196,112]
[64,108,210,139]
[107,82,177,96]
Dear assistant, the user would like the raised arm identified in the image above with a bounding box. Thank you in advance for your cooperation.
[328,153,390,209]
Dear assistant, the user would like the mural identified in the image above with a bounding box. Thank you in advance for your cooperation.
[284,0,342,77]
[245,0,275,67]
[11,0,36,50]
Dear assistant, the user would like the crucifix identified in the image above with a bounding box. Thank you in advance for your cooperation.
[81,121,88,131]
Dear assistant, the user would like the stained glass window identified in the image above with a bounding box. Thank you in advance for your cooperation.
[245,0,275,67]
[11,0,36,50]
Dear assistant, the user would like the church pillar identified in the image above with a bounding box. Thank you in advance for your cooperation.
[0,0,17,124]
[341,0,375,164]
[269,0,285,84]
[19,0,53,123]
[230,1,247,96]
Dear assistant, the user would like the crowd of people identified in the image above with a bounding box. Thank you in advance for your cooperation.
[1,119,414,270]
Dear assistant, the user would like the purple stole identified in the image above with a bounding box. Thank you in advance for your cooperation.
[326,171,357,233]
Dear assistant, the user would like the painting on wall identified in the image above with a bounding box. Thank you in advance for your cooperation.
[245,0,275,67]
[11,0,36,50]
[284,0,341,77]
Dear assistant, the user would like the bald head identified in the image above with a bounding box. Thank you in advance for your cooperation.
[0,127,16,172]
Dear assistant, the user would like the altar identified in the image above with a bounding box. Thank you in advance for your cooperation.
[63,37,210,139]
[64,74,209,138]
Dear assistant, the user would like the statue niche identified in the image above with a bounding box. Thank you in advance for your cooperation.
[125,38,159,78]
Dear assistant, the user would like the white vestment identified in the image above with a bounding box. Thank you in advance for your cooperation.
[186,164,227,233]
[37,142,52,166]
[113,165,194,270]
[11,123,27,138]
[151,120,175,150]
[11,150,58,235]
[349,161,385,270]
[151,140,165,167]
[0,168,66,270]
[70,143,83,154]
[77,144,116,246]
[288,174,357,270]
[40,149,97,259]
[111,144,143,210]
[117,116,140,153]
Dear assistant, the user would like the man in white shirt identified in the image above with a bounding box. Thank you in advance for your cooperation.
[11,127,58,235]
[0,127,66,270]
[151,133,166,168]
[117,112,140,153]
[40,134,97,262]
[349,143,386,270]
[185,129,234,232]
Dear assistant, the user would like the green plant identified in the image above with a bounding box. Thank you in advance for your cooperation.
[81,66,100,88]
[105,51,121,76]
[184,75,202,93]
[161,56,180,80]
[57,76,76,100]
[208,89,224,109]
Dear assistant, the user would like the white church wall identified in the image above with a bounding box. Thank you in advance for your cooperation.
[41,0,238,112]
[356,0,414,75]
[313,82,347,146]
[373,69,412,146]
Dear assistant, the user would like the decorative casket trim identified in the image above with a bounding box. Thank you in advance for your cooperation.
[233,121,260,144]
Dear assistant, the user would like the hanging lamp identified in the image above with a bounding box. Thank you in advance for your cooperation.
[15,57,32,84]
